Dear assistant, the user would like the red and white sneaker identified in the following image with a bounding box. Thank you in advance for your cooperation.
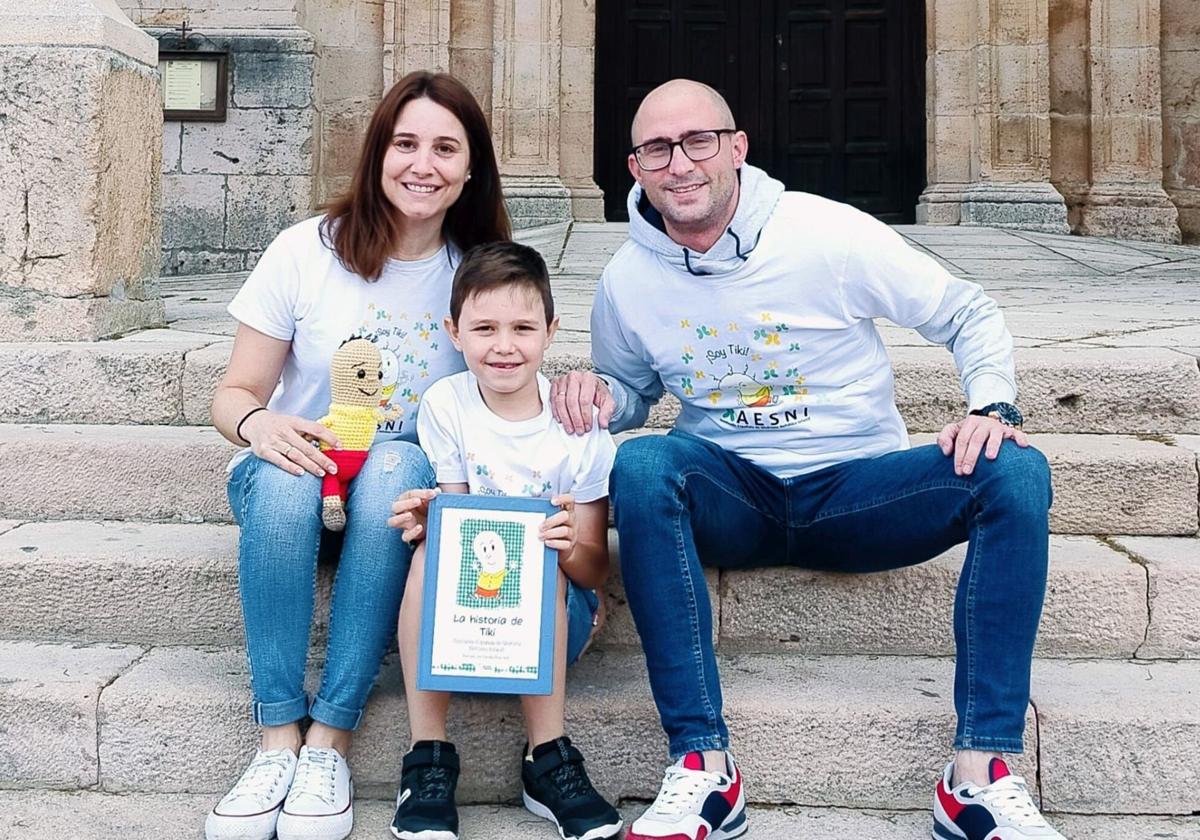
[933,758,1067,840]
[627,752,747,840]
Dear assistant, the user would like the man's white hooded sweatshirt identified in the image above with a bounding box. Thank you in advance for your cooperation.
[591,164,1018,478]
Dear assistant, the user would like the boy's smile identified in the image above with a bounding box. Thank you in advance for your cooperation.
[447,285,559,420]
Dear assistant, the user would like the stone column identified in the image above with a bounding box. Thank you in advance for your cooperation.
[1162,0,1200,243]
[491,0,573,228]
[559,0,604,221]
[384,0,451,81]
[1075,0,1181,242]
[303,0,385,205]
[918,0,1069,232]
[0,0,164,340]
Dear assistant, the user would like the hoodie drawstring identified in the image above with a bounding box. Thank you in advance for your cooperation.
[682,226,762,276]
[728,227,762,260]
[682,248,707,276]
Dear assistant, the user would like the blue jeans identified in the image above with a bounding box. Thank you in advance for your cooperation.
[610,430,1052,759]
[566,583,600,666]
[227,440,434,730]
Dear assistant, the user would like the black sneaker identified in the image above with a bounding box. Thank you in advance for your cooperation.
[390,740,460,840]
[521,736,623,840]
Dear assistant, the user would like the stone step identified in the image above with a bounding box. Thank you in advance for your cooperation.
[1,791,1195,840]
[3,520,1195,660]
[3,424,1196,534]
[6,336,1200,435]
[2,641,1196,815]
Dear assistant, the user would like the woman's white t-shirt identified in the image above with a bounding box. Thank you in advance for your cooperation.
[227,215,467,469]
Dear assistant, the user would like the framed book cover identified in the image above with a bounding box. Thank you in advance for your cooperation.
[417,493,559,695]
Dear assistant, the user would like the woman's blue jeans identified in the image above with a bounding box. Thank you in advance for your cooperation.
[610,430,1052,759]
[227,440,434,731]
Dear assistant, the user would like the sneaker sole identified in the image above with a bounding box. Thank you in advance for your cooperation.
[522,790,624,840]
[204,807,282,840]
[276,803,353,840]
[389,828,459,840]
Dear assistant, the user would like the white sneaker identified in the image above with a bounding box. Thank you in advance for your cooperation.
[205,748,297,840]
[628,751,747,840]
[933,758,1067,839]
[276,745,354,840]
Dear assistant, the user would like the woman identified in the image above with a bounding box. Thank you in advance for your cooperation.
[205,71,509,840]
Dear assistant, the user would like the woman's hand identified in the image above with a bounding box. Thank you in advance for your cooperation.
[540,494,577,558]
[241,409,341,477]
[389,488,441,543]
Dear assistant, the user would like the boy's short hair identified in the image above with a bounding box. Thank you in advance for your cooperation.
[450,241,554,326]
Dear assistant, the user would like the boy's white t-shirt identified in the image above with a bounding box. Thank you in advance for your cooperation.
[417,371,615,503]
[226,215,467,469]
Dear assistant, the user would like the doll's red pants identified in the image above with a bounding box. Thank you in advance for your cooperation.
[321,449,370,502]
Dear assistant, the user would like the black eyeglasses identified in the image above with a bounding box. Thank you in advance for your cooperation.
[631,129,737,171]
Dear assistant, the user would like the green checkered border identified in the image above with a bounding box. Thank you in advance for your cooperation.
[455,518,525,609]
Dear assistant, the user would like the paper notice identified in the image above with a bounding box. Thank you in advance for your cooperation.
[163,60,204,110]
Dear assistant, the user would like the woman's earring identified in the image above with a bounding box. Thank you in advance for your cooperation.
[466,173,472,181]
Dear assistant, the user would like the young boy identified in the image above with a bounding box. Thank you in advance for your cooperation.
[388,241,622,840]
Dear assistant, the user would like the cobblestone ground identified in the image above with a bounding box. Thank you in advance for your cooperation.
[161,222,1200,362]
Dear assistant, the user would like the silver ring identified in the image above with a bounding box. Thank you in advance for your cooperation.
[283,444,294,459]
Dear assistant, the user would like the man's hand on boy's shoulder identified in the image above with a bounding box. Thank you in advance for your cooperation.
[550,370,614,435]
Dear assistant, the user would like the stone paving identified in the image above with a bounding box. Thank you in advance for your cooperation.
[162,222,1200,363]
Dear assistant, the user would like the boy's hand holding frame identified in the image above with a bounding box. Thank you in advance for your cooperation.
[390,487,441,543]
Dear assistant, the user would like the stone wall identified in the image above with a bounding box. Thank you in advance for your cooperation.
[1162,0,1200,243]
[0,0,165,340]
[116,0,1197,249]
[299,0,385,205]
[383,0,604,228]
[120,2,317,275]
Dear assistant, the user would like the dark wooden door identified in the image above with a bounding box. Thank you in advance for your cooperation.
[594,0,924,222]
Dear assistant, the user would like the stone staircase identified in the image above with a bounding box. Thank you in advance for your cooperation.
[2,226,1199,839]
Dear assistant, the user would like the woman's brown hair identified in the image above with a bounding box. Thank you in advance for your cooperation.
[321,71,511,280]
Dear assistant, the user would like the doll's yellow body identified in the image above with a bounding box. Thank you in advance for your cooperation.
[318,337,399,531]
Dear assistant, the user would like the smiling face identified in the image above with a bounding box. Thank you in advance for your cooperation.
[329,338,384,406]
[473,530,506,573]
[447,284,558,412]
[628,80,748,248]
[381,96,471,228]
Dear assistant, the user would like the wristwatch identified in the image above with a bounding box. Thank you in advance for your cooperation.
[969,401,1024,428]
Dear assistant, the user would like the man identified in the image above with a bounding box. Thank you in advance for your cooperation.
[552,79,1062,840]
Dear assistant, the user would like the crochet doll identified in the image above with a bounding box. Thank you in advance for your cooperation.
[318,337,401,531]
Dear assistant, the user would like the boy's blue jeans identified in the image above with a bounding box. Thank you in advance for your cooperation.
[227,440,433,731]
[610,430,1052,759]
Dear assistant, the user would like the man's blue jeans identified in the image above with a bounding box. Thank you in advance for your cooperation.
[227,440,433,730]
[610,430,1052,759]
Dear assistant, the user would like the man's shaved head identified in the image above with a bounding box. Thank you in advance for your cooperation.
[631,79,735,145]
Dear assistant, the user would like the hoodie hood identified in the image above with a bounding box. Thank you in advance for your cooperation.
[626,162,785,277]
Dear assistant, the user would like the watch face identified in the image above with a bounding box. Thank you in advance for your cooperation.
[992,403,1023,426]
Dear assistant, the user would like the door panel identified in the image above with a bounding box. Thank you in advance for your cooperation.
[595,0,923,222]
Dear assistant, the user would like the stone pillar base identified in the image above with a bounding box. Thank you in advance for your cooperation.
[1076,185,1182,243]
[503,176,574,230]
[0,294,165,342]
[1167,188,1200,245]
[917,183,1071,233]
[915,184,966,225]
[916,182,1071,233]
[568,183,606,223]
[960,183,1070,233]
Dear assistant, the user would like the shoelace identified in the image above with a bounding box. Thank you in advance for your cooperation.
[648,765,724,817]
[225,752,292,805]
[546,757,593,801]
[976,775,1049,828]
[414,765,453,801]
[290,749,338,806]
